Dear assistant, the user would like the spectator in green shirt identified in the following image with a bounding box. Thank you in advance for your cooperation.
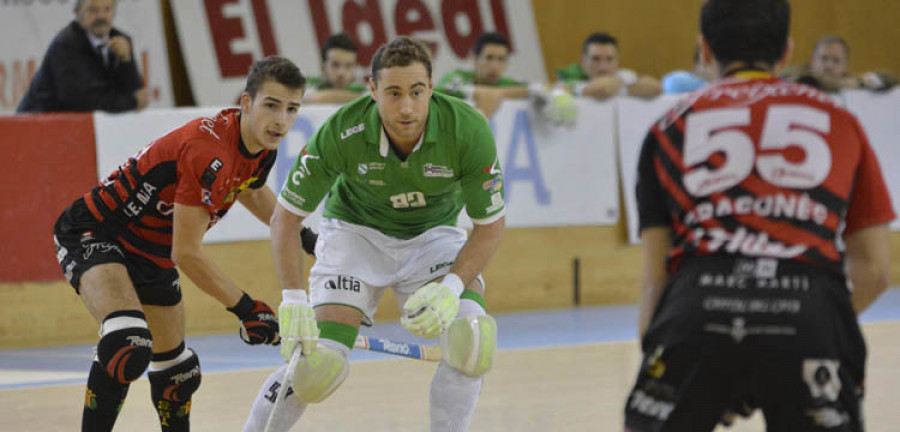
[436,32,531,117]
[304,33,367,104]
[556,32,661,99]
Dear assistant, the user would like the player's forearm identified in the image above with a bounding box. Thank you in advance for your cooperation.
[628,77,663,98]
[845,224,892,314]
[449,217,505,288]
[172,247,244,308]
[238,187,276,226]
[475,85,529,100]
[638,227,671,337]
[270,204,307,291]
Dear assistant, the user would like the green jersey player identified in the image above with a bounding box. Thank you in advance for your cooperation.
[244,37,505,432]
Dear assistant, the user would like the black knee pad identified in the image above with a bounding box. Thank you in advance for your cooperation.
[97,325,153,384]
[148,349,202,403]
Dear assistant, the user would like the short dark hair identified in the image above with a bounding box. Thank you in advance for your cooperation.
[75,0,116,13]
[371,37,432,82]
[473,32,510,57]
[700,0,790,67]
[243,56,306,99]
[582,32,618,54]
[321,33,358,62]
[814,35,850,58]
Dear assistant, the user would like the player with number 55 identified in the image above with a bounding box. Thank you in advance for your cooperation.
[244,37,504,432]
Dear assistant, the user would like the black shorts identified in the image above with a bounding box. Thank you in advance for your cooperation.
[52,198,182,306]
[624,256,865,432]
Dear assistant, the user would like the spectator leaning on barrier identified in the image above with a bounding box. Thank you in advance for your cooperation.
[17,0,148,113]
[782,35,897,93]
[661,48,718,94]
[556,32,662,100]
[303,33,368,104]
[436,32,576,126]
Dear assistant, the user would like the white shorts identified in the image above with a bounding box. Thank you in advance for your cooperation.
[309,218,483,326]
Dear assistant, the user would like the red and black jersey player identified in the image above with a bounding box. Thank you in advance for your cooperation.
[624,1,895,431]
[52,56,305,432]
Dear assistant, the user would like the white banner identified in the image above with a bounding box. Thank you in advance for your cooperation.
[170,0,546,106]
[616,96,681,244]
[94,98,619,243]
[0,0,173,114]
[843,89,900,230]
[617,91,900,244]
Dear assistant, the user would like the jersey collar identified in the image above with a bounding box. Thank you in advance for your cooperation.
[368,96,440,158]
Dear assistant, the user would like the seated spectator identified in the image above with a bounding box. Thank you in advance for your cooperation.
[17,0,147,113]
[303,33,367,104]
[556,32,661,99]
[782,35,897,92]
[436,32,530,117]
[436,32,576,126]
[661,48,717,94]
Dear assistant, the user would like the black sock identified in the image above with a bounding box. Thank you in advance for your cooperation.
[149,344,200,432]
[82,360,130,432]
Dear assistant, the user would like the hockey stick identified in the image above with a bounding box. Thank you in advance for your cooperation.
[354,335,441,362]
[263,347,302,432]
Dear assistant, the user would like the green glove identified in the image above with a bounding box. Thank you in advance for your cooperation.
[401,277,463,339]
[279,289,319,362]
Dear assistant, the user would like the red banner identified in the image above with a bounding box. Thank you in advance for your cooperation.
[0,114,97,282]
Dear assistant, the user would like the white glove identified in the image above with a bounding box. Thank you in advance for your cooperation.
[401,274,464,339]
[530,84,578,129]
[278,289,319,362]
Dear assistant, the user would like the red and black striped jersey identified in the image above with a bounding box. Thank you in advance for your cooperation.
[84,108,276,268]
[637,71,896,274]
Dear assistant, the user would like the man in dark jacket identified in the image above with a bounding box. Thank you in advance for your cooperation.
[17,0,148,113]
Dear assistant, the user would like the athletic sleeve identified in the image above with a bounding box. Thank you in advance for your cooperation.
[636,127,671,231]
[844,118,897,235]
[174,140,227,210]
[278,125,340,216]
[460,115,505,224]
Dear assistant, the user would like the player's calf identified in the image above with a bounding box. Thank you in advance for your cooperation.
[148,343,202,432]
[84,310,153,432]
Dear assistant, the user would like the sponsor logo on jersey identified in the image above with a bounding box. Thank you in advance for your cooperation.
[341,123,365,140]
[691,226,808,259]
[292,149,320,183]
[483,157,501,175]
[201,189,212,205]
[199,116,222,140]
[325,275,361,292]
[628,389,674,421]
[358,163,368,175]
[363,179,386,186]
[367,162,385,170]
[482,177,502,192]
[123,182,160,218]
[223,177,259,204]
[423,163,455,178]
[429,261,454,274]
[209,158,224,172]
[485,192,504,213]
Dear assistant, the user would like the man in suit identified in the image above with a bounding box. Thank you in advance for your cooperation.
[17,0,148,113]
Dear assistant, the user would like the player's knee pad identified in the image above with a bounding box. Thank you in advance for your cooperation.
[148,348,202,404]
[291,342,350,404]
[440,314,497,377]
[96,312,154,384]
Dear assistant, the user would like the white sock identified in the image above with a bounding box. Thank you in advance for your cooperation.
[430,362,483,432]
[429,297,488,431]
[242,339,350,432]
[242,364,306,432]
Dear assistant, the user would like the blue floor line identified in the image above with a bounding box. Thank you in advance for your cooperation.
[2,288,898,391]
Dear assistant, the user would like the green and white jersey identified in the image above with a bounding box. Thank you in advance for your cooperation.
[279,91,505,239]
[436,69,525,99]
[305,76,368,93]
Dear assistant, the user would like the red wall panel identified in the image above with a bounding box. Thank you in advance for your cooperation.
[0,114,98,282]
